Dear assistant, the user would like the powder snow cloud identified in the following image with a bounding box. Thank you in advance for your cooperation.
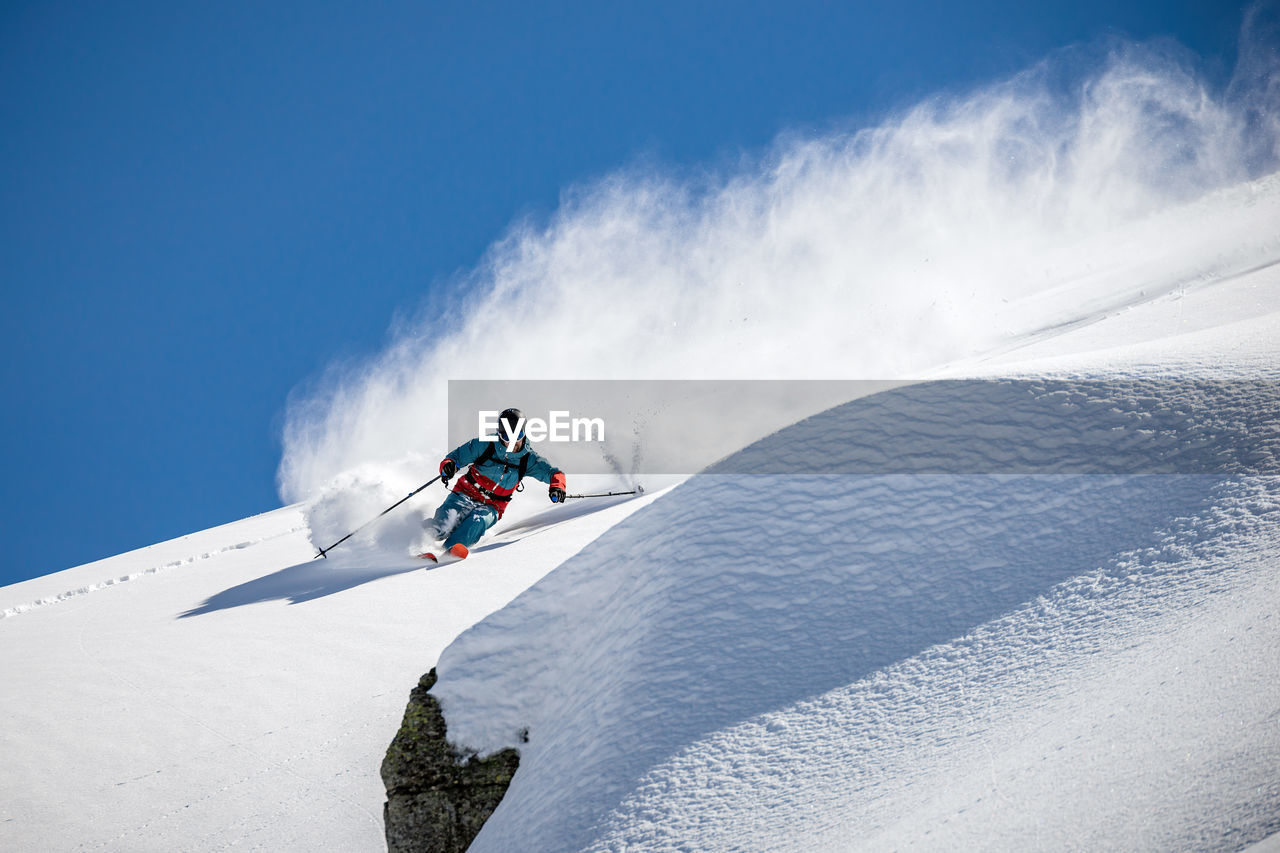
[279,15,1280,504]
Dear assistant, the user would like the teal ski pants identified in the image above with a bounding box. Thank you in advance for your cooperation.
[428,491,500,549]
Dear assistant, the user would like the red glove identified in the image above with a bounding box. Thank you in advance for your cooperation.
[440,459,458,482]
[549,471,566,503]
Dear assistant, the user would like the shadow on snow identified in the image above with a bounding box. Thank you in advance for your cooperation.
[178,493,642,618]
[178,557,422,618]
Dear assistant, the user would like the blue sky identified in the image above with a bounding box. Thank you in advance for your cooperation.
[0,0,1254,586]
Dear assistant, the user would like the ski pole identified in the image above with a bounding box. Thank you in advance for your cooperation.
[314,474,443,559]
[564,490,640,499]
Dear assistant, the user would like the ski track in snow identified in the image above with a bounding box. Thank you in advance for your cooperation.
[432,372,1280,852]
[0,514,307,620]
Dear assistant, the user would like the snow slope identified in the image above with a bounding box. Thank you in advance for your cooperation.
[0,491,660,850]
[427,263,1280,852]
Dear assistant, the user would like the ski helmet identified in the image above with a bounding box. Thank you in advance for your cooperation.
[497,407,526,443]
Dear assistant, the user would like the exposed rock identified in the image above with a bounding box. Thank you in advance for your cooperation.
[382,669,519,853]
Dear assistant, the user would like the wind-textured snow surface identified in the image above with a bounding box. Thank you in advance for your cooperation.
[432,330,1280,849]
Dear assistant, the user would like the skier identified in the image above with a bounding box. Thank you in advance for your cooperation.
[420,407,567,562]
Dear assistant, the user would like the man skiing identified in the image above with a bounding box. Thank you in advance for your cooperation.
[420,407,567,562]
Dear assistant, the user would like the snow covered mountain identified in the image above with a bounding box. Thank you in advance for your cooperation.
[3,247,1278,852]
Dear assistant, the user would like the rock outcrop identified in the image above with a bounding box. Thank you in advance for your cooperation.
[382,669,519,853]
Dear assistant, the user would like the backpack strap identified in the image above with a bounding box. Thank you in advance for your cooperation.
[474,441,498,467]
[463,441,530,498]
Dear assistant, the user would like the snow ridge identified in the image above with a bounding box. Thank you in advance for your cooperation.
[430,376,1280,852]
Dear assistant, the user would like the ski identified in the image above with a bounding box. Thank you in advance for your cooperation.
[418,543,470,566]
